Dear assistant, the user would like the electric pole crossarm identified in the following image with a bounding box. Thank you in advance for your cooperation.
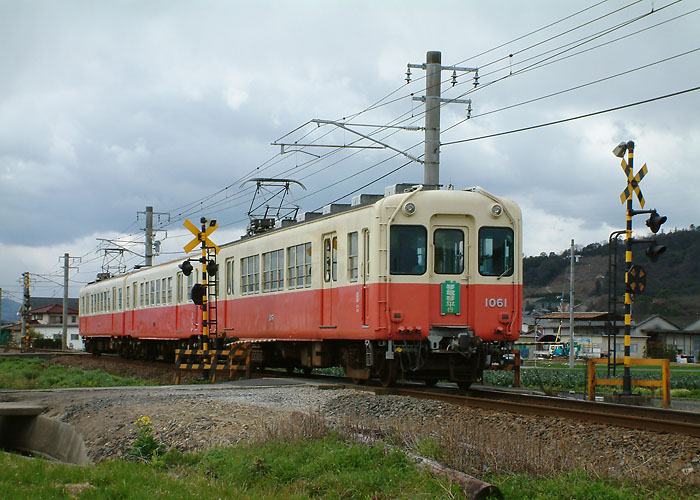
[412,96,473,105]
[310,119,424,164]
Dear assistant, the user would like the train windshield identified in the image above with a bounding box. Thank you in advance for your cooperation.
[434,229,464,274]
[390,225,427,275]
[478,227,514,277]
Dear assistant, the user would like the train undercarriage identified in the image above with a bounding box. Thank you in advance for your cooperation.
[83,333,514,388]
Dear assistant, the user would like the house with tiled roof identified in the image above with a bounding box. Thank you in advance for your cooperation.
[5,298,83,350]
[518,311,644,359]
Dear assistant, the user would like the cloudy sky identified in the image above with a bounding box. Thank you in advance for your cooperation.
[1,0,698,300]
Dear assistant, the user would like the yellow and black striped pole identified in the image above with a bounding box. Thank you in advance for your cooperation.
[623,142,634,395]
[200,217,209,352]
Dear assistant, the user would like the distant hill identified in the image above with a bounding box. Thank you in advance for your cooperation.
[523,226,700,328]
[1,298,21,324]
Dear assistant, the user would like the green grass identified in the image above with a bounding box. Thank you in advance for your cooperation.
[0,357,154,389]
[3,445,698,500]
[491,470,699,500]
[0,436,466,499]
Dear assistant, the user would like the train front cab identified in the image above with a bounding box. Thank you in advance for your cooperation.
[375,188,522,388]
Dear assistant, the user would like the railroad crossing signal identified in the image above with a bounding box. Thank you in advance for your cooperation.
[183,219,220,254]
[619,159,647,208]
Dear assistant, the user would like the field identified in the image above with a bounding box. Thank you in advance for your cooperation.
[484,360,700,399]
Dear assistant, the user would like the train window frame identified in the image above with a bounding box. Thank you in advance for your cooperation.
[348,232,358,282]
[167,277,173,304]
[263,249,284,292]
[241,255,260,295]
[478,226,514,277]
[287,243,311,289]
[390,225,427,275]
[161,278,167,304]
[156,280,161,305]
[126,286,130,309]
[433,228,465,275]
[118,288,123,311]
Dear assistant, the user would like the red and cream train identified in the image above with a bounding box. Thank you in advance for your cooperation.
[79,184,522,387]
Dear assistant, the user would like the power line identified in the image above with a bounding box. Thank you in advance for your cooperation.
[441,85,700,146]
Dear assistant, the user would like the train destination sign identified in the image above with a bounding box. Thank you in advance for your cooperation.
[441,281,460,315]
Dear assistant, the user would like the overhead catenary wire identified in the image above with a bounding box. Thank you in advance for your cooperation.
[441,85,700,147]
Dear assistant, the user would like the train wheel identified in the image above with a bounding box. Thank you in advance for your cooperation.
[352,378,367,385]
[378,358,396,388]
[456,380,473,390]
[302,367,312,376]
[424,378,438,387]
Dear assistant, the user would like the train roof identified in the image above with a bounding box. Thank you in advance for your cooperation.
[85,184,518,286]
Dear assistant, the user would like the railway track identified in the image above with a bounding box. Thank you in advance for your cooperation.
[28,353,700,438]
[368,385,700,438]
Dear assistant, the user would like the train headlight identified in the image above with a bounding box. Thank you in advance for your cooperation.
[489,204,503,218]
[402,202,416,216]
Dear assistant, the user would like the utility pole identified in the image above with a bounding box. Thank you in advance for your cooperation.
[60,253,81,350]
[408,51,478,188]
[0,288,3,327]
[569,239,575,369]
[144,206,153,267]
[137,206,170,268]
[20,273,30,346]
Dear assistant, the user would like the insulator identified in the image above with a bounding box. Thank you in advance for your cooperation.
[466,102,472,119]
[405,67,411,84]
[451,69,457,86]
[473,71,479,87]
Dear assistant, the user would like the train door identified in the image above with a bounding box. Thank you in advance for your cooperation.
[431,221,469,326]
[175,273,183,331]
[361,229,370,325]
[321,232,337,326]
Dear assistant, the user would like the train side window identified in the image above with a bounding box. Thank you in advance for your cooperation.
[156,280,161,305]
[324,238,331,282]
[226,258,234,296]
[133,284,137,309]
[118,288,123,311]
[390,225,427,275]
[263,249,283,292]
[150,281,155,306]
[126,286,130,309]
[112,288,116,312]
[434,229,464,274]
[161,278,167,304]
[332,237,337,281]
[177,273,183,303]
[287,246,297,289]
[478,227,514,277]
[348,232,358,282]
[241,255,260,295]
[167,277,173,304]
[140,283,144,307]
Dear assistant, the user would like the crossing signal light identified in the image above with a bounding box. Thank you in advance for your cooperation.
[206,259,218,276]
[646,210,667,234]
[179,260,193,276]
[646,241,666,262]
[191,283,206,305]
